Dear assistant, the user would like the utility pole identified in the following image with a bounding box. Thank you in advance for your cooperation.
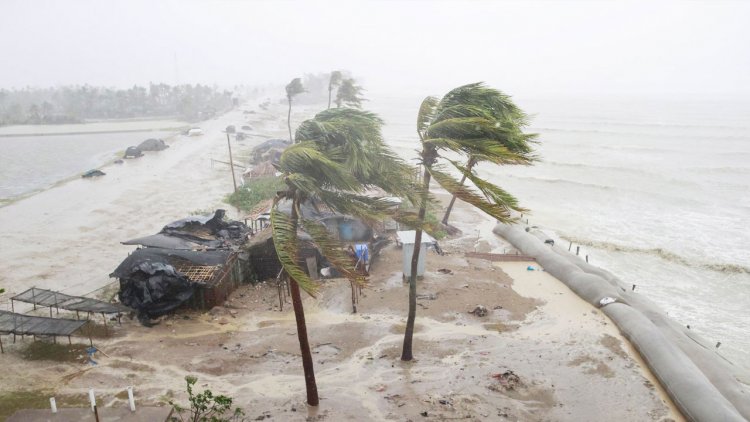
[227,133,237,193]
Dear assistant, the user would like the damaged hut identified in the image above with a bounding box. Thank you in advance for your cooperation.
[111,210,251,323]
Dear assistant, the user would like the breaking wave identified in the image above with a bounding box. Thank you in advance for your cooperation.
[560,236,750,275]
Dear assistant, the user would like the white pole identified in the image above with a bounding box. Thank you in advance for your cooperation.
[88,388,96,412]
[127,386,136,412]
[50,397,57,413]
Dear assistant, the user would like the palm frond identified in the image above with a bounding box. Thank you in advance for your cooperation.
[271,203,319,296]
[444,159,527,214]
[417,96,439,139]
[427,164,521,224]
[301,218,366,287]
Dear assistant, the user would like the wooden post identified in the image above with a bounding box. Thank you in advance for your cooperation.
[10,299,14,313]
[226,133,238,193]
[586,255,589,263]
[32,287,37,310]
[576,246,580,256]
[568,242,572,251]
[0,335,4,354]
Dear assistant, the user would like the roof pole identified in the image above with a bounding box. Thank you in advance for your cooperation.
[227,133,238,193]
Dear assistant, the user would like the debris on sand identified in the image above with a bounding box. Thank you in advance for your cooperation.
[437,268,453,274]
[490,370,521,391]
[469,305,488,317]
[81,169,105,178]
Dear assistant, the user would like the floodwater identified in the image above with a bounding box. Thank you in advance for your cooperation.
[0,119,187,202]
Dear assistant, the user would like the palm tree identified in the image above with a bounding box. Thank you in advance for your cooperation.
[440,86,536,225]
[285,77,305,143]
[401,83,537,361]
[272,108,422,405]
[327,71,342,110]
[334,78,365,109]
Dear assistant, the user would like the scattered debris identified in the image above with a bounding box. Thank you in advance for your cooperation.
[123,146,143,158]
[469,305,488,317]
[81,169,105,178]
[417,293,437,301]
[490,370,521,391]
[137,138,169,151]
[437,268,453,274]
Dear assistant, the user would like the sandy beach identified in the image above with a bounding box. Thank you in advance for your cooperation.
[0,103,684,421]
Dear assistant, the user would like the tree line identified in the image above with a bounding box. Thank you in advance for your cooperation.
[0,83,235,126]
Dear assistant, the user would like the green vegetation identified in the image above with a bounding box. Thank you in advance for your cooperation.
[0,84,233,125]
[401,83,537,362]
[225,176,284,212]
[169,376,245,422]
[0,391,88,421]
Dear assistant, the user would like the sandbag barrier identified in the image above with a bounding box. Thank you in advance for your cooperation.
[493,223,750,422]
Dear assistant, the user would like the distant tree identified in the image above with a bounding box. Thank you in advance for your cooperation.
[327,71,342,109]
[335,78,365,108]
[27,104,41,124]
[285,78,305,143]
[401,83,536,362]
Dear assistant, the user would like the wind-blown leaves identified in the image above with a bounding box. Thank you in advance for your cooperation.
[271,203,318,296]
[301,218,365,287]
[417,96,439,140]
[427,164,519,224]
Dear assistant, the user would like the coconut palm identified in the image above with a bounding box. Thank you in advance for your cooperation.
[272,108,422,405]
[441,86,537,225]
[327,71,342,110]
[335,78,365,108]
[401,83,537,361]
[285,77,305,143]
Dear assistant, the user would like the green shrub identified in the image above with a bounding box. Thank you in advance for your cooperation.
[225,176,284,212]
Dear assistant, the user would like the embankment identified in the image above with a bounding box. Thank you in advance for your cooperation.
[494,223,750,422]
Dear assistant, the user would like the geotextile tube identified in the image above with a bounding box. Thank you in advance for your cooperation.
[493,223,750,422]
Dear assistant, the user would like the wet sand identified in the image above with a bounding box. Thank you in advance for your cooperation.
[0,104,682,421]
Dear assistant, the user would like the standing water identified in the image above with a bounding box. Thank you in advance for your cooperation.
[368,93,750,372]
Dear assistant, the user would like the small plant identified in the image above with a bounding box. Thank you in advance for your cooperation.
[225,176,284,212]
[170,376,245,422]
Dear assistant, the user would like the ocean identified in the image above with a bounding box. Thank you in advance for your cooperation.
[368,94,750,372]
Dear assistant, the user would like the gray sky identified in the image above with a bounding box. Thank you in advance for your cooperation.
[2,0,749,97]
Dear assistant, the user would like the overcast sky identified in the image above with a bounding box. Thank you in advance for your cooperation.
[2,0,749,97]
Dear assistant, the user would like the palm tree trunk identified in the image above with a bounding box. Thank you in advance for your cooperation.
[290,277,319,406]
[401,166,432,361]
[327,88,332,110]
[441,157,476,225]
[289,201,319,406]
[287,98,293,143]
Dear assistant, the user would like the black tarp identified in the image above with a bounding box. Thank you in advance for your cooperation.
[122,210,249,250]
[111,248,230,324]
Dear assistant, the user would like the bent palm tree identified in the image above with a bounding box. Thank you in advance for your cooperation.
[401,83,537,361]
[272,108,422,405]
[440,84,537,224]
[285,78,305,143]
